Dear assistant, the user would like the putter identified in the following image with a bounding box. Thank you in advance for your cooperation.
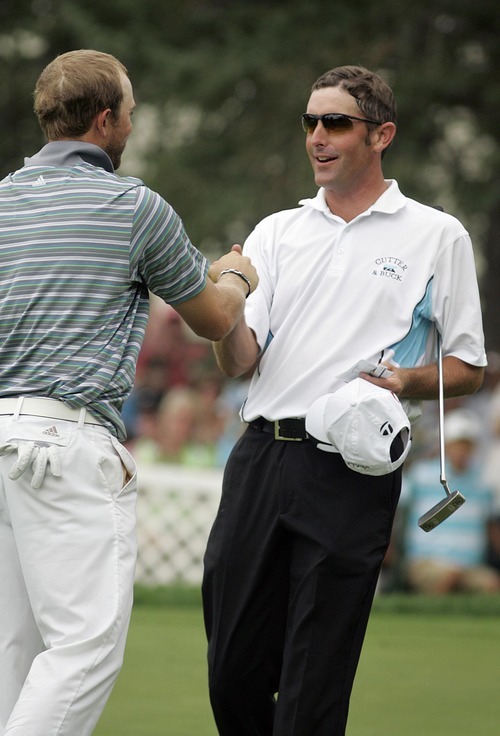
[418,333,466,532]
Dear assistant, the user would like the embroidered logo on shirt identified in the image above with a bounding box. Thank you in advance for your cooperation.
[42,425,61,438]
[371,257,408,282]
[33,175,47,187]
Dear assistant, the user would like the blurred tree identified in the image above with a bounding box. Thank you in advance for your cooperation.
[0,0,498,348]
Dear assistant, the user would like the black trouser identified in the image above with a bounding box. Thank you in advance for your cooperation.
[202,425,401,736]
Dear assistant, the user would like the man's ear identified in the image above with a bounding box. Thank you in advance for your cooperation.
[373,121,396,154]
[95,108,112,138]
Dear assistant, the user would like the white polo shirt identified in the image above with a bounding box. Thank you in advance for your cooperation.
[241,180,486,423]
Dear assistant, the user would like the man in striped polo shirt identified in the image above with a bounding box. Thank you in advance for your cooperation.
[0,49,257,736]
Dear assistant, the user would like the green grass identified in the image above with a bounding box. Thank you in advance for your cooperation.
[350,611,500,735]
[94,600,215,736]
[94,588,500,736]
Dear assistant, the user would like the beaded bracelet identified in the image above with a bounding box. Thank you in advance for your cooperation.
[218,268,252,298]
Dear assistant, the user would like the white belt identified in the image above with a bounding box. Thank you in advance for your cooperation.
[0,397,103,425]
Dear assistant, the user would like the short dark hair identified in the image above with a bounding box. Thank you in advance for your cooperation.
[311,65,397,127]
[34,49,128,140]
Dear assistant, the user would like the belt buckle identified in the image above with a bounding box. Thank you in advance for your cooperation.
[274,419,304,441]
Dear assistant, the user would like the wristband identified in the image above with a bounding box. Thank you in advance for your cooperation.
[218,268,252,298]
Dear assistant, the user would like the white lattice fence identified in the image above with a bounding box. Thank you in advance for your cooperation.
[134,463,223,585]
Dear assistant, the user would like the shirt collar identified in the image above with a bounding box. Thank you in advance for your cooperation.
[24,141,115,173]
[299,180,406,218]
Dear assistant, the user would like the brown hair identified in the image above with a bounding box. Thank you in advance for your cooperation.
[311,65,397,127]
[34,49,128,140]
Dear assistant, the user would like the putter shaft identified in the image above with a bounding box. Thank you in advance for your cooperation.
[418,333,466,531]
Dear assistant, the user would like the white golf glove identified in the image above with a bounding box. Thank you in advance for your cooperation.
[0,441,62,489]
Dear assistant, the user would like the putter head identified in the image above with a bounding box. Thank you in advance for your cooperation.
[418,491,466,532]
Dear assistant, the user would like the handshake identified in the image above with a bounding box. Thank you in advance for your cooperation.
[208,244,258,298]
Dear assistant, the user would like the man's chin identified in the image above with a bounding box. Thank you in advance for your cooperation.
[314,173,331,188]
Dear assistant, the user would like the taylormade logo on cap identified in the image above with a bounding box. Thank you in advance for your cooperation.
[305,378,411,476]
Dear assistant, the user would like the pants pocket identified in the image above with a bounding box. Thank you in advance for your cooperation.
[110,435,137,495]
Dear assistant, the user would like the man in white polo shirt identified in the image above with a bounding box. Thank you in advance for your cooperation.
[203,65,486,736]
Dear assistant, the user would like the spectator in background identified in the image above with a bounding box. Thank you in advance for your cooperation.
[132,386,200,464]
[121,355,170,444]
[123,299,231,456]
[482,354,500,570]
[214,375,252,466]
[482,353,500,499]
[132,384,226,468]
[401,408,500,594]
[137,297,209,388]
[189,370,228,456]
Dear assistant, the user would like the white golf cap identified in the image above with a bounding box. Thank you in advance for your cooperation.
[305,378,412,476]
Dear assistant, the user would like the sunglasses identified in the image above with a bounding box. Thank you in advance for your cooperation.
[301,112,382,134]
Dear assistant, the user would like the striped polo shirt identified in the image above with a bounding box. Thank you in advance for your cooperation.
[0,142,209,439]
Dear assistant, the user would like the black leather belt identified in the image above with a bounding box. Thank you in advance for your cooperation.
[249,416,309,441]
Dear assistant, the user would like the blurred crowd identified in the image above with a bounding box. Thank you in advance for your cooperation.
[382,350,500,595]
[122,296,250,468]
[123,297,500,595]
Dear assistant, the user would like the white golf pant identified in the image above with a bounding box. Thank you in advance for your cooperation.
[0,408,137,736]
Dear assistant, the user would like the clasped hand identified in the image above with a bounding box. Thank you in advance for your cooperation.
[209,244,259,295]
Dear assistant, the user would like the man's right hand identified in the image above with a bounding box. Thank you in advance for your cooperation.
[173,244,258,342]
[208,244,259,296]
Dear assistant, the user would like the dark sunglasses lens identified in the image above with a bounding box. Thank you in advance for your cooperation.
[301,114,354,133]
[322,115,353,132]
[301,115,317,133]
